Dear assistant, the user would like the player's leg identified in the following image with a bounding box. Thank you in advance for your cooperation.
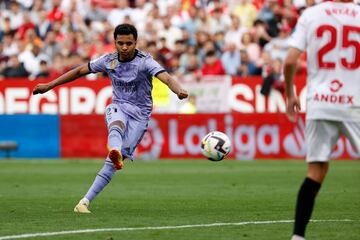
[74,159,115,213]
[105,103,128,170]
[340,121,360,155]
[292,120,340,239]
[291,162,328,239]
[120,117,148,161]
[73,104,128,213]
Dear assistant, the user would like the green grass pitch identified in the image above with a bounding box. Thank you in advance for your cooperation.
[0,160,359,240]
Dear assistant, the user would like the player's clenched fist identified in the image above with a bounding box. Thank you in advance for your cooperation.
[177,89,188,100]
[32,84,50,95]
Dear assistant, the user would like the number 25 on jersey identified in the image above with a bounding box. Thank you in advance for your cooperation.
[316,25,360,70]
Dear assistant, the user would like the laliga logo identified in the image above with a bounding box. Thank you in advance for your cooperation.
[137,119,164,160]
[329,79,343,93]
[283,118,360,159]
[283,118,306,157]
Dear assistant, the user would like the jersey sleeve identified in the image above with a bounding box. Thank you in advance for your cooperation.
[88,54,107,73]
[144,56,166,77]
[288,11,308,51]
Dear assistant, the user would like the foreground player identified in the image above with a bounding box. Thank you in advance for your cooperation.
[284,1,360,239]
[33,24,188,213]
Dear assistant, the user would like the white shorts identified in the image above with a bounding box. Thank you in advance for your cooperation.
[105,103,148,160]
[306,120,360,162]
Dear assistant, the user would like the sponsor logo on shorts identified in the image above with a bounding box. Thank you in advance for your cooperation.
[283,119,306,157]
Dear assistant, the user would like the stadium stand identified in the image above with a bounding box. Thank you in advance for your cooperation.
[0,0,313,80]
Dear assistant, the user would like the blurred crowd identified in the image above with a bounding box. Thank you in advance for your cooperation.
[0,0,315,81]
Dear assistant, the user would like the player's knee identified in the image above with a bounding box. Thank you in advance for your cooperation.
[109,120,125,131]
[308,173,326,183]
[307,162,328,183]
[109,120,125,133]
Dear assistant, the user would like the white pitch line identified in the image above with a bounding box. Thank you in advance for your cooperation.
[0,219,353,240]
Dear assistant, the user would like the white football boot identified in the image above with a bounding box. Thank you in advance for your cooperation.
[74,198,91,213]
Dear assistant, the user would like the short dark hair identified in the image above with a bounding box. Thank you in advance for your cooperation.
[205,50,216,57]
[147,41,156,48]
[113,24,138,40]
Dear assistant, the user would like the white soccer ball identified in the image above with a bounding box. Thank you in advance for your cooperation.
[200,131,231,161]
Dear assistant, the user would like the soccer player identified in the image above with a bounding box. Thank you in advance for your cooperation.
[32,24,188,213]
[283,1,360,239]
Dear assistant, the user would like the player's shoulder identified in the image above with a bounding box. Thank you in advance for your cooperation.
[135,49,149,59]
[135,49,159,63]
[300,2,327,17]
[304,1,360,14]
[90,52,118,64]
[103,52,118,62]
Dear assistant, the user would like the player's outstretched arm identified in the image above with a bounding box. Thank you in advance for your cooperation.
[156,72,188,100]
[32,63,91,95]
[284,47,302,122]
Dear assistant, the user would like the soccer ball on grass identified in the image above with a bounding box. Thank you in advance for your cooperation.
[200,131,231,161]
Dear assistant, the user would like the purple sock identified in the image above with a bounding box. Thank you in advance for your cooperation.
[85,158,115,201]
[108,125,124,150]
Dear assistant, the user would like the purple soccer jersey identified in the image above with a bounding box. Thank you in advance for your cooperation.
[89,50,165,119]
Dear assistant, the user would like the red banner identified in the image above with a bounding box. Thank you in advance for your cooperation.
[60,114,108,157]
[60,114,359,160]
[1,78,358,159]
[0,79,112,114]
[0,76,307,114]
[229,76,307,113]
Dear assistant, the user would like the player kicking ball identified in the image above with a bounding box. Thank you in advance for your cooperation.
[284,0,360,239]
[33,24,188,213]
